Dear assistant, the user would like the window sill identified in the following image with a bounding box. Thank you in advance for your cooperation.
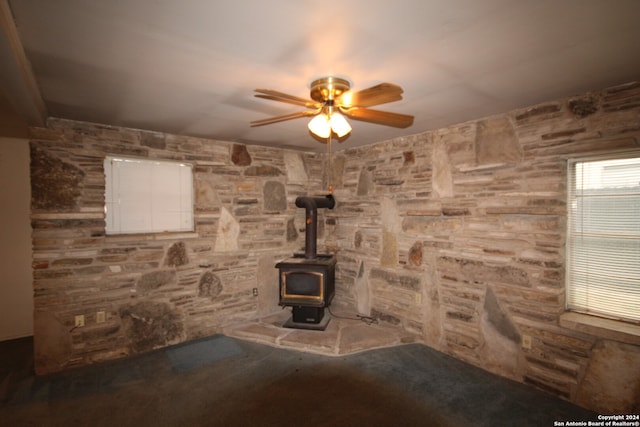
[559,312,640,345]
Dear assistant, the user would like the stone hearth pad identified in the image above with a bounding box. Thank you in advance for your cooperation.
[223,310,417,356]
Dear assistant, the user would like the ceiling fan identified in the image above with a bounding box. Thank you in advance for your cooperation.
[250,76,414,141]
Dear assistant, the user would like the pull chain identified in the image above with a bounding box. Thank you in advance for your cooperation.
[327,131,333,194]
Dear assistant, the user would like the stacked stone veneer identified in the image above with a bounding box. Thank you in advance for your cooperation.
[324,81,640,413]
[30,82,640,413]
[30,119,328,373]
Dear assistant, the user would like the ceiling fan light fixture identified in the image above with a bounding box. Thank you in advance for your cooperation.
[308,113,331,138]
[253,75,413,142]
[308,111,352,138]
[330,112,351,137]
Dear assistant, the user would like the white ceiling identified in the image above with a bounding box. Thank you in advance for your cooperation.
[2,0,640,152]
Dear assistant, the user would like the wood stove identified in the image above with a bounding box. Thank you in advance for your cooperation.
[276,195,335,330]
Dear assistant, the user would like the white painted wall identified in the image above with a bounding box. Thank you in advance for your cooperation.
[0,137,33,341]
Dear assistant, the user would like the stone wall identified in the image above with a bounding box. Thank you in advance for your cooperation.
[30,118,328,373]
[325,81,640,413]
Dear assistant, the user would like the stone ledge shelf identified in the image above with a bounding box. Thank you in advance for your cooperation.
[223,310,418,356]
[559,312,640,345]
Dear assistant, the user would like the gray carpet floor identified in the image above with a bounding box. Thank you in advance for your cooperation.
[1,335,597,426]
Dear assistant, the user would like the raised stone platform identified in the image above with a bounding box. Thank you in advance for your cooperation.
[223,309,418,356]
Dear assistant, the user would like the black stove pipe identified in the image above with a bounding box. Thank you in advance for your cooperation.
[295,195,335,259]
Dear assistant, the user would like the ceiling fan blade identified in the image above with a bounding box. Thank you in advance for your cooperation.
[255,94,321,109]
[341,107,414,128]
[338,83,404,108]
[255,89,320,108]
[250,109,320,127]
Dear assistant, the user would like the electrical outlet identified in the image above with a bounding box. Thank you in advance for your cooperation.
[415,293,422,304]
[74,315,85,327]
[522,334,532,350]
[252,288,259,296]
[96,311,106,323]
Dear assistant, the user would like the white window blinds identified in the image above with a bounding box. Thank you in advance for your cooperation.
[105,157,194,235]
[566,154,640,323]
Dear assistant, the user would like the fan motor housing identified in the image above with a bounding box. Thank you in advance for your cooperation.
[310,77,351,102]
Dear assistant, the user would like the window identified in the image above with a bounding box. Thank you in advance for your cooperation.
[104,156,193,235]
[566,153,640,323]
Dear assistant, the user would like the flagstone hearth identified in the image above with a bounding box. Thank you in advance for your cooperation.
[223,309,418,356]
